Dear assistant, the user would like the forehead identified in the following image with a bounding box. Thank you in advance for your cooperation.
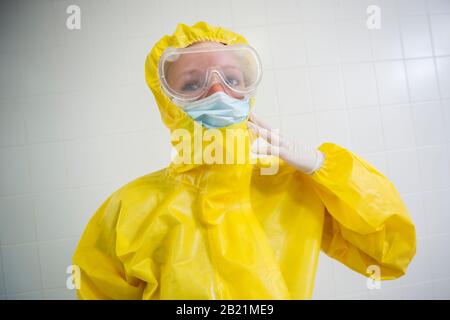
[167,42,240,76]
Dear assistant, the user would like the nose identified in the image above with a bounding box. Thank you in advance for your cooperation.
[205,82,226,97]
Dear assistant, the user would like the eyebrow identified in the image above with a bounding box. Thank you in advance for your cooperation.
[178,69,201,77]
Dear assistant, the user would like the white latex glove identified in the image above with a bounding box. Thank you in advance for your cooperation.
[247,113,325,175]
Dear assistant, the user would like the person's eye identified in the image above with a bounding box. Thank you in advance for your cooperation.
[181,81,201,92]
[226,77,241,87]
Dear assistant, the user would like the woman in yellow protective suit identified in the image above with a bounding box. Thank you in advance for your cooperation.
[72,21,416,300]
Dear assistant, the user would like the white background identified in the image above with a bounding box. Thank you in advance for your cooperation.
[0,0,449,299]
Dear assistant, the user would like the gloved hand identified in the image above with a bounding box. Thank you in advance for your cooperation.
[247,113,325,175]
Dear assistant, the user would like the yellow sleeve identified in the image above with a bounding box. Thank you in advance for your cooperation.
[72,191,145,299]
[307,142,416,280]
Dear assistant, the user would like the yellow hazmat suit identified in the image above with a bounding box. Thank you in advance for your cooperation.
[72,22,416,299]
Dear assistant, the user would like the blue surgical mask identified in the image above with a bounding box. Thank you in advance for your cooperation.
[176,92,250,129]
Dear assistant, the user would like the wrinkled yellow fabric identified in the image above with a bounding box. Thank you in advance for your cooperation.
[72,21,416,300]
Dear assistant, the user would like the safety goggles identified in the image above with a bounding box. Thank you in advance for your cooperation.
[158,44,263,104]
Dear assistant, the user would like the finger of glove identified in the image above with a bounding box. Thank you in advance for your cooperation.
[251,139,280,156]
[247,121,283,147]
[249,112,274,131]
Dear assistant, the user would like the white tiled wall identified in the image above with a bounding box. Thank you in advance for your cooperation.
[0,0,449,300]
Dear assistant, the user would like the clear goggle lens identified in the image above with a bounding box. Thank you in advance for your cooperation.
[158,44,262,103]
